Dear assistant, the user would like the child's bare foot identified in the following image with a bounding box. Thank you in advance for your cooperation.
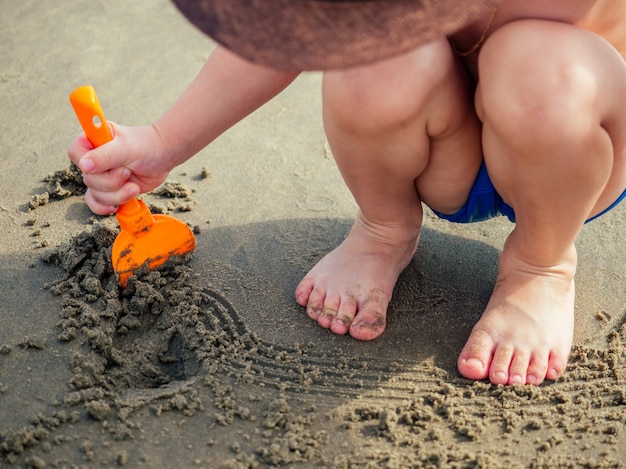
[295,214,419,341]
[457,237,576,386]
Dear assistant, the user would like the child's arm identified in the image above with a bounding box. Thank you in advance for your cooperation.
[154,45,300,170]
[69,45,299,215]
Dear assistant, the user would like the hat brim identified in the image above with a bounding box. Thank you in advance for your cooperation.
[171,0,496,70]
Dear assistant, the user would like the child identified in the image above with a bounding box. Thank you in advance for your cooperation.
[68,0,626,386]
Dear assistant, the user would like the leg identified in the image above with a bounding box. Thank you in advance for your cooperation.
[295,40,482,340]
[459,20,626,385]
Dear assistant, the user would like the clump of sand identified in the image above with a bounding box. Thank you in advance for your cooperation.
[28,164,86,211]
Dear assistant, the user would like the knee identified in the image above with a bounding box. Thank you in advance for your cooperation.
[322,39,456,135]
[478,20,600,145]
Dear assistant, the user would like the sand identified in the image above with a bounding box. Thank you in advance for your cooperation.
[1,1,625,468]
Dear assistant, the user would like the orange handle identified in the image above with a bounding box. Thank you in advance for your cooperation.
[69,86,155,233]
[69,85,113,148]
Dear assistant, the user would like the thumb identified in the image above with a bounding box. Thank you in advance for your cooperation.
[78,123,126,174]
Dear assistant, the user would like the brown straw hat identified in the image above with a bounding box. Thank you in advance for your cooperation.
[171,0,497,70]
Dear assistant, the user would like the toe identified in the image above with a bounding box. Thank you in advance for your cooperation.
[489,343,515,385]
[349,312,386,341]
[305,287,326,321]
[458,329,495,381]
[546,350,569,381]
[348,290,388,341]
[330,295,357,335]
[295,278,314,307]
[318,307,337,328]
[508,349,531,385]
[316,292,340,328]
[525,349,549,385]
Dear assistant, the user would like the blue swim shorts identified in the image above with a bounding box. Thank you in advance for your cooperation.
[431,162,626,224]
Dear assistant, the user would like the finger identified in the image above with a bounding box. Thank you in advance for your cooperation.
[85,182,140,212]
[78,143,116,174]
[84,189,118,216]
[67,134,95,166]
[81,166,132,193]
[76,123,129,174]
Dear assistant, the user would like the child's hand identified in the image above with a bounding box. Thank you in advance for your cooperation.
[68,123,170,215]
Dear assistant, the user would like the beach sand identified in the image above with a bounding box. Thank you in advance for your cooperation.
[1,1,625,467]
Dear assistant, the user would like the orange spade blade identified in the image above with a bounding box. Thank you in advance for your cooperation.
[112,198,196,286]
[69,85,196,287]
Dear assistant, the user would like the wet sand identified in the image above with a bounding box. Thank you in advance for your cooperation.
[1,1,625,467]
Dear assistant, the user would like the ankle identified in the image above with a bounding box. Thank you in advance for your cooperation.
[355,210,422,243]
[501,232,577,281]
[352,218,420,260]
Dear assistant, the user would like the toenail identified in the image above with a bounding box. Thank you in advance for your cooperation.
[547,368,560,380]
[356,321,384,336]
[336,314,353,326]
[493,371,507,381]
[321,309,337,320]
[463,357,485,370]
[332,318,345,327]
[307,306,322,318]
[509,374,523,385]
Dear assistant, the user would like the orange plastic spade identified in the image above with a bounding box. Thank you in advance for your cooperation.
[70,85,196,287]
